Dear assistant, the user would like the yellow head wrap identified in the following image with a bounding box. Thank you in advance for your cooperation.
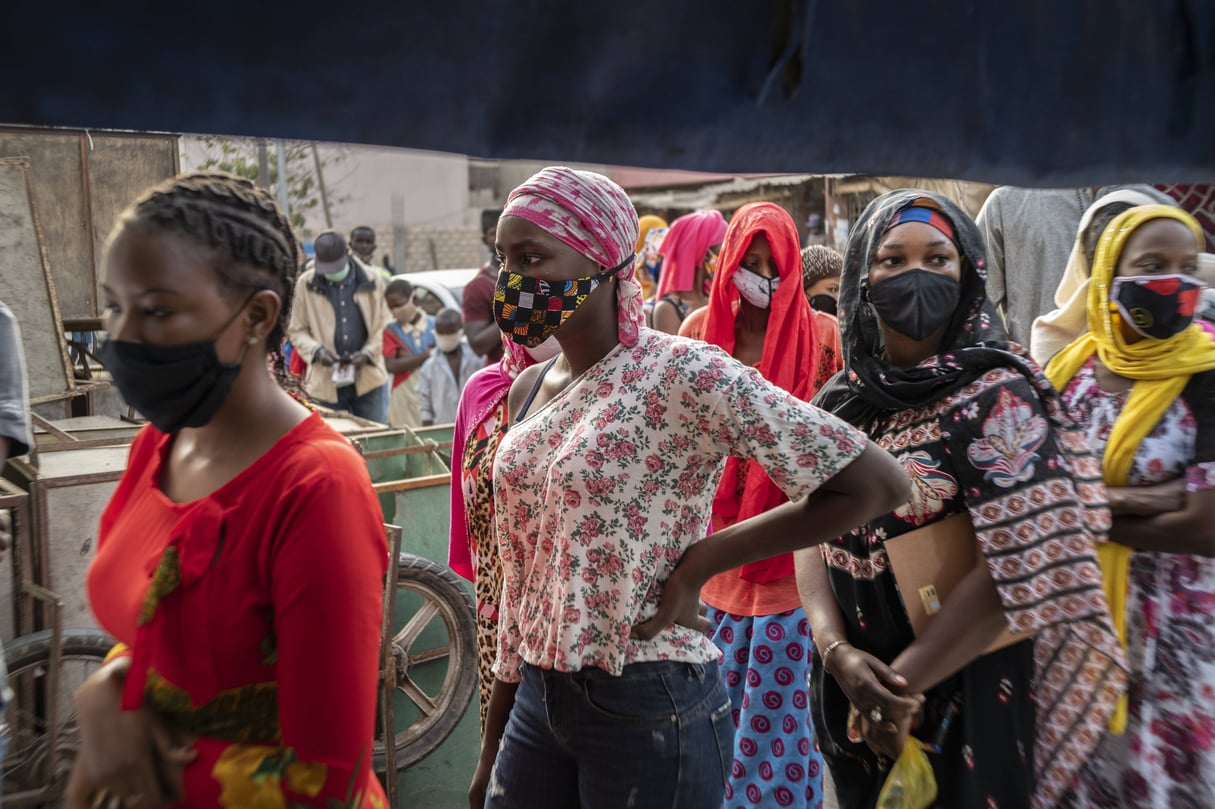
[1046,205,1215,732]
[635,215,668,253]
[634,215,669,299]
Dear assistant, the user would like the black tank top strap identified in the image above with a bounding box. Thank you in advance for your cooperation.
[660,293,690,322]
[516,356,561,421]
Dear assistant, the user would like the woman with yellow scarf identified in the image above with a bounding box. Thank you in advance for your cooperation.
[1047,205,1215,808]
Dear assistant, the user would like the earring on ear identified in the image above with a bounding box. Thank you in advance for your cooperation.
[247,336,259,345]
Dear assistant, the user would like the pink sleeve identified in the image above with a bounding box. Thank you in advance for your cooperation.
[447,391,476,581]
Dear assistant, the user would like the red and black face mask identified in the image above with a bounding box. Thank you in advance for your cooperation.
[1111,273,1205,341]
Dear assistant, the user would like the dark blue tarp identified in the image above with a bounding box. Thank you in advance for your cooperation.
[3,0,1213,185]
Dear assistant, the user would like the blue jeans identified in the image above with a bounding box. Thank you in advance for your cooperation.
[486,661,734,809]
[318,383,388,424]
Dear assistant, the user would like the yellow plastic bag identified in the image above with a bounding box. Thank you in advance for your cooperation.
[876,740,938,809]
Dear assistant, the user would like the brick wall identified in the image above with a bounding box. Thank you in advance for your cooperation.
[398,226,485,274]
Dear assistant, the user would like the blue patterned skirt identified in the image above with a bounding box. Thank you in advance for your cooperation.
[707,606,824,809]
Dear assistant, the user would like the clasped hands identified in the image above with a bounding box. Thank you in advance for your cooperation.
[830,644,923,761]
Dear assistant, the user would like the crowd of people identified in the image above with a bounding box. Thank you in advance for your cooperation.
[0,165,1212,809]
[283,225,487,429]
[442,173,1215,809]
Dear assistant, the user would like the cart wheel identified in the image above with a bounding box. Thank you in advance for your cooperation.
[2,628,115,805]
[374,553,477,773]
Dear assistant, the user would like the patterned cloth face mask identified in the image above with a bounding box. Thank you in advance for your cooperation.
[493,268,603,348]
[1111,273,1205,341]
[733,266,780,309]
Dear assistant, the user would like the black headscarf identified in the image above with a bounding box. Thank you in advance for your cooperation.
[814,189,1025,427]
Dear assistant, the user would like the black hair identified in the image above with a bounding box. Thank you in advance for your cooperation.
[114,171,300,381]
[435,307,463,330]
[351,225,376,238]
[386,278,414,298]
[1082,202,1136,269]
[481,209,503,233]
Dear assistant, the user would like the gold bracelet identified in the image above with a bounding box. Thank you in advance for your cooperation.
[820,639,850,673]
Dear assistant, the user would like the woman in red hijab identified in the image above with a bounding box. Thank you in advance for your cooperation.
[697,201,827,809]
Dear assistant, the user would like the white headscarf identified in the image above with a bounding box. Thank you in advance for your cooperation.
[1029,189,1177,364]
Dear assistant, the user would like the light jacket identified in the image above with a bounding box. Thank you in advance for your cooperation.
[287,258,392,401]
[415,342,482,425]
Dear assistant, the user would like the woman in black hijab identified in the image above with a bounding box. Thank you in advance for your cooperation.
[797,190,1126,808]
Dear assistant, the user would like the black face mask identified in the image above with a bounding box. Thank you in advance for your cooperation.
[869,269,961,341]
[1111,273,1204,341]
[809,294,838,316]
[100,304,252,433]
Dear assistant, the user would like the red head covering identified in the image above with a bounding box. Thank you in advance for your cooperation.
[655,209,728,300]
[701,202,819,583]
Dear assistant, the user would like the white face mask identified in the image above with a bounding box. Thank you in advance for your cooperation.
[435,332,464,353]
[392,302,419,326]
[524,335,562,362]
[733,267,780,309]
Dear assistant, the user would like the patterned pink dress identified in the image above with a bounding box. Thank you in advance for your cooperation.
[1062,358,1215,808]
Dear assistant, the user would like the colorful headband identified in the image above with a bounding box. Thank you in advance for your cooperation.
[886,205,956,242]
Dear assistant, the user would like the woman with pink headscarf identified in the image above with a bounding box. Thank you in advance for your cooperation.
[468,166,909,809]
[651,209,727,334]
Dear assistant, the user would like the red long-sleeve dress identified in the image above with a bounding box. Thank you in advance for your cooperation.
[87,413,388,808]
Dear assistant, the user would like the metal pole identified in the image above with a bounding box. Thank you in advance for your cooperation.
[311,142,333,229]
[392,192,406,274]
[275,139,290,216]
[257,139,270,189]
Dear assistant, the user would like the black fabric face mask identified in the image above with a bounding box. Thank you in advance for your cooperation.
[809,294,838,317]
[100,305,251,433]
[868,268,961,341]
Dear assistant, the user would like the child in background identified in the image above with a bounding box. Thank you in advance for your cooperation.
[801,244,846,389]
[416,308,481,425]
[383,278,435,428]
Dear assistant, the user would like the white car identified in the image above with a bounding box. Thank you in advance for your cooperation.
[396,268,482,316]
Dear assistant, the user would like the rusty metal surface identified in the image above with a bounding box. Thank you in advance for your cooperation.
[0,127,179,320]
[0,157,75,403]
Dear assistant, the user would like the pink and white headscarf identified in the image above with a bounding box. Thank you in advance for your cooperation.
[502,166,644,347]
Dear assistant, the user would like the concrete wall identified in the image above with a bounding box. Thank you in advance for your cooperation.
[179,136,472,263]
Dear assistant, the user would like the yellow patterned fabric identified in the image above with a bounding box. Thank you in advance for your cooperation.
[213,745,326,809]
[102,642,130,664]
[138,545,181,625]
[1046,205,1215,733]
[145,669,279,743]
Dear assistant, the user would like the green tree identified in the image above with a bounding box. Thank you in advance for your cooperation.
[187,136,346,232]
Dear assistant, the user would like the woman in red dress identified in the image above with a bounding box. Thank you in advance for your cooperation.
[68,173,388,809]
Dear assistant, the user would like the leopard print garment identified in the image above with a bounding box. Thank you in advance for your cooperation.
[461,399,510,731]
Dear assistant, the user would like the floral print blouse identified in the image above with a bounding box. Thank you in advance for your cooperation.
[491,328,867,681]
[1061,360,1215,808]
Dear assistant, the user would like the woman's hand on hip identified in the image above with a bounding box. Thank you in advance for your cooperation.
[65,657,196,809]
[630,544,712,641]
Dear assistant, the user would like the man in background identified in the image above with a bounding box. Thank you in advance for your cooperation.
[288,230,393,423]
[462,209,504,364]
[350,225,394,279]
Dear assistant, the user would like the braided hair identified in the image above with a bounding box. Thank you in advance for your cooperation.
[113,171,300,381]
